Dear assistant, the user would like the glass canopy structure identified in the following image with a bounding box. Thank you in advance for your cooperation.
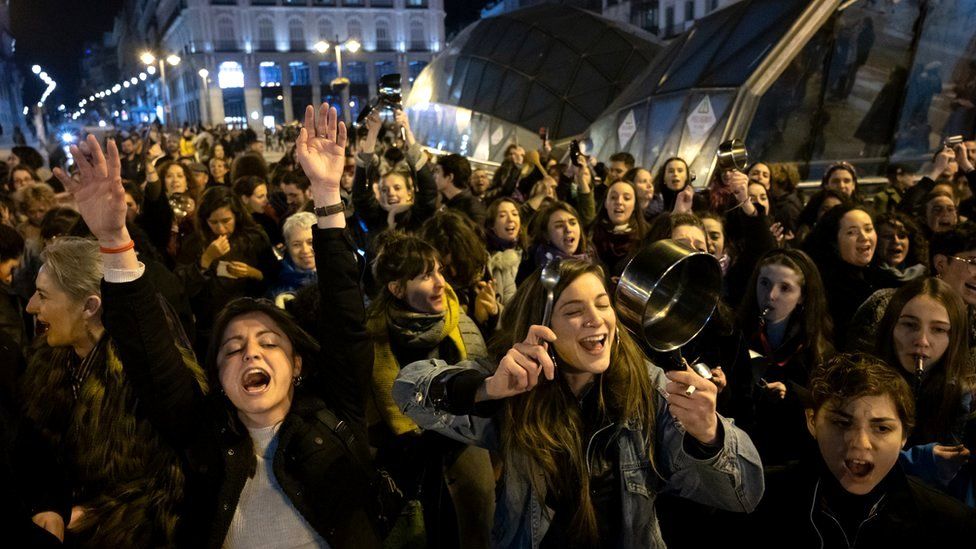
[409,0,976,180]
[404,4,662,162]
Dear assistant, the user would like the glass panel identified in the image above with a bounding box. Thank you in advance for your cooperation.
[261,87,286,125]
[374,61,396,82]
[222,87,247,123]
[319,62,338,84]
[289,62,310,86]
[893,0,976,159]
[259,62,282,86]
[746,2,924,177]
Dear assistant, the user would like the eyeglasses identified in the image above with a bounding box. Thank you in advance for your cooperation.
[950,256,976,270]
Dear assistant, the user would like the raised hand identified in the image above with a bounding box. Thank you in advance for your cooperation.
[955,143,974,173]
[665,367,720,445]
[53,135,129,247]
[673,184,694,214]
[481,325,556,400]
[296,103,347,196]
[473,280,499,325]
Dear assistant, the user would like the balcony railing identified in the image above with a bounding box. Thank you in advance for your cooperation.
[409,40,428,51]
[375,39,393,51]
[256,40,277,52]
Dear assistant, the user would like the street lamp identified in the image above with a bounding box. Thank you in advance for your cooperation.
[198,68,210,126]
[312,36,361,125]
[142,49,182,126]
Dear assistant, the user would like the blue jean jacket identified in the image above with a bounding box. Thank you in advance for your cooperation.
[393,358,764,548]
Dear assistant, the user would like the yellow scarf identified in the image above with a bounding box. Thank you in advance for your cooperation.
[368,285,467,435]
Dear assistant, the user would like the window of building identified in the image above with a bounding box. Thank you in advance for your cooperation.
[290,61,311,86]
[347,20,363,41]
[685,1,695,21]
[256,18,275,51]
[708,0,719,12]
[288,19,306,50]
[375,21,392,50]
[318,18,335,42]
[319,62,338,84]
[259,61,281,86]
[665,6,675,34]
[409,20,426,51]
[375,60,396,82]
[408,60,427,83]
[216,17,237,51]
[218,61,245,89]
[406,0,427,7]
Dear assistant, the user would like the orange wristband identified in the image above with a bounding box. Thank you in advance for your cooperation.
[99,241,135,254]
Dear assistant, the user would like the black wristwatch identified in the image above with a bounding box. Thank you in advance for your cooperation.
[314,202,345,217]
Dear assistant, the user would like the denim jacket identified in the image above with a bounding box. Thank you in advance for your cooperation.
[393,358,764,548]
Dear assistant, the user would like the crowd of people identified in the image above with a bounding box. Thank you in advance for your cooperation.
[1,101,975,548]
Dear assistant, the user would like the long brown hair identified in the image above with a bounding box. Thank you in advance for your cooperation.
[877,277,971,443]
[737,248,834,362]
[490,259,656,544]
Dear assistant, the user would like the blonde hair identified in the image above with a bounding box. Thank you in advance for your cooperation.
[40,237,102,302]
[15,182,57,211]
[282,211,317,242]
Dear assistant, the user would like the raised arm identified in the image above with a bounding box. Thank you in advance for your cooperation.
[53,136,208,449]
[296,103,372,431]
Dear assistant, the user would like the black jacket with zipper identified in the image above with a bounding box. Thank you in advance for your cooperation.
[102,227,381,548]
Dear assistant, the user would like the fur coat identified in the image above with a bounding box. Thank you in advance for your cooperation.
[19,336,207,548]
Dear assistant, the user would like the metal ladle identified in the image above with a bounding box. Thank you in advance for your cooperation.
[540,258,561,365]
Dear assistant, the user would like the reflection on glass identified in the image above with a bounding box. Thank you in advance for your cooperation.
[747,1,922,177]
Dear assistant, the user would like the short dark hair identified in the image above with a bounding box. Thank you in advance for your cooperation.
[231,152,269,182]
[233,175,269,198]
[280,171,311,191]
[206,297,320,390]
[40,207,83,241]
[11,146,44,171]
[929,223,976,267]
[195,185,258,241]
[123,181,144,206]
[0,224,24,261]
[437,154,471,190]
[809,353,915,435]
[609,152,635,169]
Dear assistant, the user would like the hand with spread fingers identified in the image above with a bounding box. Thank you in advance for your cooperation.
[665,367,720,445]
[52,135,130,248]
[480,325,557,400]
[296,102,347,197]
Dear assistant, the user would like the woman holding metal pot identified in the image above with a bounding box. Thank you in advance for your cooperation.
[393,259,763,548]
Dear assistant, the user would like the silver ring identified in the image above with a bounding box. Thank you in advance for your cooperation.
[684,385,696,397]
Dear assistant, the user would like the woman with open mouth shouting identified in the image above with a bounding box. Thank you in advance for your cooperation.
[803,204,898,348]
[746,354,976,545]
[876,277,975,506]
[60,104,383,548]
[516,200,594,285]
[393,259,763,548]
[588,179,649,278]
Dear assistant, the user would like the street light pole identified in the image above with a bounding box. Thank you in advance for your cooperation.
[335,35,349,126]
[198,68,210,126]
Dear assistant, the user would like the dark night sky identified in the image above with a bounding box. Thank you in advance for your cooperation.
[9,0,487,107]
[11,0,124,107]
